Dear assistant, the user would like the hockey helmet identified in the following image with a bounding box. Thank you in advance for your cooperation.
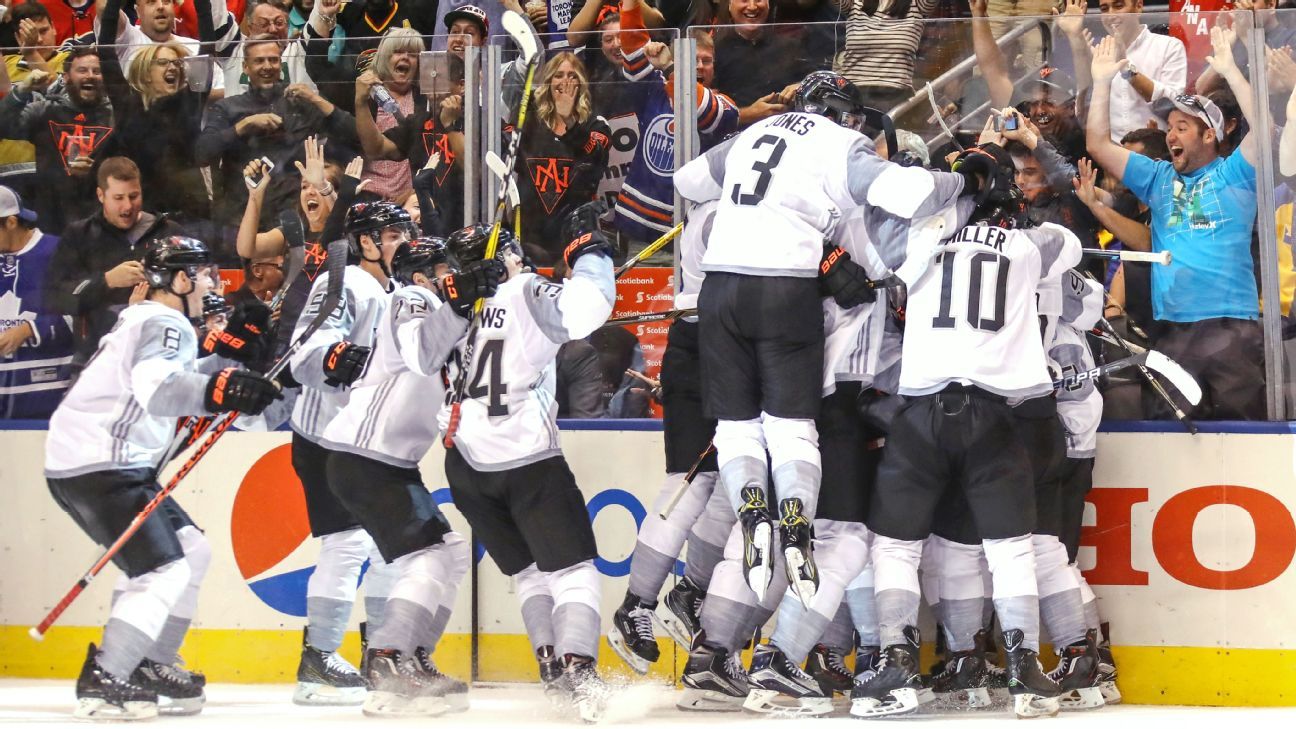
[446,223,525,269]
[143,236,214,291]
[952,143,1028,229]
[201,292,232,319]
[344,201,415,258]
[391,237,450,286]
[794,71,866,130]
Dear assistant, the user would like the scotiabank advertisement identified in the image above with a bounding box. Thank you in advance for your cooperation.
[1,427,1293,706]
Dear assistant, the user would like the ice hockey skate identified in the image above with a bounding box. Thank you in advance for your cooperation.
[1051,629,1105,710]
[743,643,833,716]
[679,644,749,712]
[659,576,705,649]
[1005,628,1062,718]
[806,643,854,697]
[931,644,994,709]
[563,654,609,723]
[854,645,882,683]
[537,645,571,712]
[132,656,205,715]
[362,648,450,717]
[778,497,818,608]
[849,627,933,718]
[293,629,366,706]
[607,592,661,674]
[738,486,775,600]
[1098,625,1122,704]
[74,644,158,722]
[415,646,469,712]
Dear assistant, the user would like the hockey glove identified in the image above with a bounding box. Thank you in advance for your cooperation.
[201,301,271,364]
[204,367,282,415]
[444,258,505,318]
[819,244,877,309]
[322,341,371,387]
[561,200,615,268]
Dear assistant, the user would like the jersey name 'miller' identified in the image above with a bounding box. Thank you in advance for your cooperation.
[954,224,1008,252]
[769,113,817,136]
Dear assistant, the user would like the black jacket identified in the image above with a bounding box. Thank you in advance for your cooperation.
[42,211,184,366]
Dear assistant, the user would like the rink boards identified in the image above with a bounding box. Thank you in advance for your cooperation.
[2,423,1295,706]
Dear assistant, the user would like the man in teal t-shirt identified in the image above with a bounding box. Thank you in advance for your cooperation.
[1086,38,1264,419]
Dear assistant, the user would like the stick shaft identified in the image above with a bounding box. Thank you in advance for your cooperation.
[659,442,715,519]
[614,223,684,278]
[1081,249,1171,264]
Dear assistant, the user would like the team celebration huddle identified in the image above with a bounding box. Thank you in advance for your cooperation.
[18,0,1262,723]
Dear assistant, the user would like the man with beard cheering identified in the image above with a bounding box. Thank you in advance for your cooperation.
[0,46,118,234]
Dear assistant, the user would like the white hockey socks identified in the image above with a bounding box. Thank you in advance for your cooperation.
[306,528,373,652]
[983,535,1041,652]
[871,535,923,648]
[101,557,191,679]
[550,560,601,659]
[146,526,211,665]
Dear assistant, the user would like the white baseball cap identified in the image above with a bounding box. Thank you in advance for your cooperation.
[0,186,37,225]
[1152,94,1225,142]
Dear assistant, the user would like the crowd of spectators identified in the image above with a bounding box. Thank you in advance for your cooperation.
[1,0,1295,422]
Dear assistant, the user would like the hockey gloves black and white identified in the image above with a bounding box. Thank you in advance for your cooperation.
[561,200,615,268]
[952,143,1013,204]
[201,301,271,364]
[819,244,877,309]
[322,341,371,387]
[444,258,505,318]
[204,367,282,415]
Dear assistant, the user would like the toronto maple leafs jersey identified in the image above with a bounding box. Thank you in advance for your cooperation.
[289,265,393,443]
[44,302,223,477]
[898,222,1081,398]
[320,285,467,468]
[674,112,966,277]
[1049,269,1104,458]
[1,229,74,418]
[438,254,615,471]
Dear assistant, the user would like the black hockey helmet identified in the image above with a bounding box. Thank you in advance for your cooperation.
[391,237,450,286]
[201,292,231,319]
[344,201,415,259]
[143,236,214,290]
[794,71,866,130]
[446,223,525,269]
[952,143,1028,229]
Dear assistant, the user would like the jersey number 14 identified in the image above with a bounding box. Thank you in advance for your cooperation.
[466,339,508,416]
[931,250,1011,332]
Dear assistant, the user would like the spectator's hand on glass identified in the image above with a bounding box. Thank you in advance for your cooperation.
[105,260,147,289]
[295,135,331,195]
[439,94,464,127]
[1090,36,1128,83]
[1054,0,1087,39]
[235,112,284,137]
[1267,47,1296,95]
[644,42,672,71]
[1205,24,1239,76]
[1073,158,1100,208]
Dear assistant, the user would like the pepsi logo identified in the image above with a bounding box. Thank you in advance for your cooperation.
[231,445,317,616]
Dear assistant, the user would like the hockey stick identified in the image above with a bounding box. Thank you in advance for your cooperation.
[1054,352,1149,390]
[601,308,697,328]
[614,223,684,278]
[29,240,351,641]
[1086,328,1203,407]
[1081,248,1172,265]
[444,10,540,448]
[659,441,716,519]
[926,83,964,152]
[483,151,521,208]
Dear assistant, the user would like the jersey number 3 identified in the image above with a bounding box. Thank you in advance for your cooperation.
[932,251,1010,332]
[466,339,508,416]
[729,134,787,206]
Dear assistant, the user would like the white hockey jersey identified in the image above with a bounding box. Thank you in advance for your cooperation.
[898,221,1081,399]
[438,254,615,471]
[675,200,715,312]
[821,206,893,395]
[674,112,966,278]
[320,286,467,468]
[289,265,394,442]
[1049,270,1104,459]
[45,303,221,477]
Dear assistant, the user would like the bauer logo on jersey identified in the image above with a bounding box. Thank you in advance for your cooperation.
[643,114,675,176]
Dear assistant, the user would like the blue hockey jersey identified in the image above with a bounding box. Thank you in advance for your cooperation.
[1,230,74,418]
[613,43,738,242]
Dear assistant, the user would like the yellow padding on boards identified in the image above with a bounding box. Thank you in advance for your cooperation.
[2,627,1292,706]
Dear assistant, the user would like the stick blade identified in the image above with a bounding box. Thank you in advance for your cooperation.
[29,627,44,642]
[502,10,540,65]
[1145,350,1203,406]
[485,150,508,180]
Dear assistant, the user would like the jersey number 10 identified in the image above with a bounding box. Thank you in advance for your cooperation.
[931,250,1010,333]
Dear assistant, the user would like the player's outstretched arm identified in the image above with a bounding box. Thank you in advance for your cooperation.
[395,290,473,377]
[844,138,965,220]
[675,135,740,205]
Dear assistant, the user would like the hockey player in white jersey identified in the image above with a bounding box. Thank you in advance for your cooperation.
[857,144,1080,720]
[318,238,501,717]
[286,201,416,705]
[438,204,615,722]
[606,200,736,678]
[44,237,280,721]
[673,70,979,613]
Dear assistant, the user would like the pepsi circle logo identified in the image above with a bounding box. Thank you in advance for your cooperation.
[231,444,316,616]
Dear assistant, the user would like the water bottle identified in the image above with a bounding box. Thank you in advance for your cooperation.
[371,85,401,117]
